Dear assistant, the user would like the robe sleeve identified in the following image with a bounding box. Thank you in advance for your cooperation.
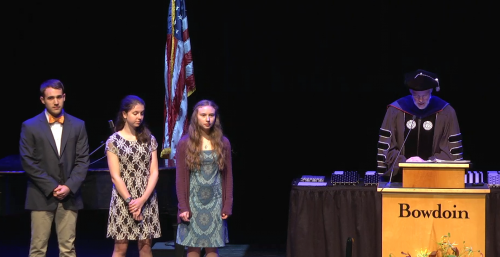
[377,106,407,176]
[431,105,464,161]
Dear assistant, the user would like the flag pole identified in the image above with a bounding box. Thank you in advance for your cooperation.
[161,0,177,160]
[170,0,176,85]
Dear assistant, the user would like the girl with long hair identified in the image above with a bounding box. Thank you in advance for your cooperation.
[175,99,233,257]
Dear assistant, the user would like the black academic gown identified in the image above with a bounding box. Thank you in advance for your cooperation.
[376,95,463,179]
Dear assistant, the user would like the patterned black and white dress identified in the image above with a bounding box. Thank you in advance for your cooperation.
[105,132,161,240]
[176,150,229,247]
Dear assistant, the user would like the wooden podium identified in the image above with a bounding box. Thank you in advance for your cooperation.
[378,162,489,257]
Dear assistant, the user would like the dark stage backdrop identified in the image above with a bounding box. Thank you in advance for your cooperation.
[2,0,498,244]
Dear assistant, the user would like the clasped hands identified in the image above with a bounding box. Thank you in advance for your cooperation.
[53,185,70,200]
[179,211,229,222]
[128,198,145,221]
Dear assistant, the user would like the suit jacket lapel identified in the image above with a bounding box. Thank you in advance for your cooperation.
[60,114,71,157]
[37,112,59,158]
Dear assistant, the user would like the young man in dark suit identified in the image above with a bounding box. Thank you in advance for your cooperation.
[19,79,90,257]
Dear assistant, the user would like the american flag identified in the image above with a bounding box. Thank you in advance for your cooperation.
[162,0,195,165]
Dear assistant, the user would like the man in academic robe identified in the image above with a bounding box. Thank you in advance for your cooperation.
[19,79,90,257]
[376,69,463,182]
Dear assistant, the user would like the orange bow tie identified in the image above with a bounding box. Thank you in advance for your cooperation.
[49,115,65,124]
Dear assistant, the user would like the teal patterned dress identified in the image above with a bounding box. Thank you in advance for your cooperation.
[176,150,229,247]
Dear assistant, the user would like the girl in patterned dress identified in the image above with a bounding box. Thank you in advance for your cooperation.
[106,95,161,257]
[175,100,233,257]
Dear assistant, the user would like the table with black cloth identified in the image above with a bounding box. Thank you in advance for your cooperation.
[286,184,500,257]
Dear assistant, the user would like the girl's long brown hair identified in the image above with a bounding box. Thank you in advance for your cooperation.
[185,100,225,171]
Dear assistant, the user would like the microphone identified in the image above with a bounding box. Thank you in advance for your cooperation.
[89,120,115,163]
[346,237,354,257]
[108,120,115,134]
[385,115,416,187]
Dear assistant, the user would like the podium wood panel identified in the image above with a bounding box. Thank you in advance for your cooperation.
[381,191,486,257]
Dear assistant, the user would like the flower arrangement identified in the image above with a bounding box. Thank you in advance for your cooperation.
[389,233,483,257]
